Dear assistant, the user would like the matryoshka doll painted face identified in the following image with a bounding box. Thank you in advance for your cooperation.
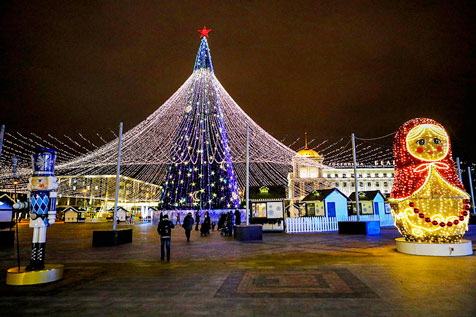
[406,124,449,162]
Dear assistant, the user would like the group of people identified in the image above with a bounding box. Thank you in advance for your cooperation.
[217,210,241,236]
[156,209,242,262]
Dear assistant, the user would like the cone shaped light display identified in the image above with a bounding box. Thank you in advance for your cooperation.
[159,37,239,210]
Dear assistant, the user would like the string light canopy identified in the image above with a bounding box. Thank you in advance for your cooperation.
[389,118,470,243]
[0,29,328,204]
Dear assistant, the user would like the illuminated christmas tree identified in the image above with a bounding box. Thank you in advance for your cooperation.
[159,27,240,210]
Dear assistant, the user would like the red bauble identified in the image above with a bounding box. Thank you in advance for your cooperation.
[459,216,465,221]
[447,222,453,227]
[453,220,459,225]
[462,211,468,216]
[418,213,425,218]
[409,202,415,207]
[414,208,420,213]
[425,217,431,222]
[432,220,439,225]
[440,222,446,227]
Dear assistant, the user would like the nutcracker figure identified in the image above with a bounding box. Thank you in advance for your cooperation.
[26,148,58,271]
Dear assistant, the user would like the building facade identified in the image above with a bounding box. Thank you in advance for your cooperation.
[288,137,394,203]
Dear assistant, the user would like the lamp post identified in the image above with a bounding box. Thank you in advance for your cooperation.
[351,133,360,221]
[246,125,250,226]
[468,167,475,215]
[113,122,123,231]
[13,179,20,272]
[456,157,462,181]
[82,188,88,210]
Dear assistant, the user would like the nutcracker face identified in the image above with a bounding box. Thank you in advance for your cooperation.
[30,176,58,191]
[406,124,449,162]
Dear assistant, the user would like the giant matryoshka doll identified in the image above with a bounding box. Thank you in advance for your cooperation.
[389,118,471,243]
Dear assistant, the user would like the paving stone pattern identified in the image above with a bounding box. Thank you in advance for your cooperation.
[215,268,378,298]
[0,222,475,316]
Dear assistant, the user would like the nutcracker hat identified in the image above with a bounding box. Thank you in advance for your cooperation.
[32,147,56,177]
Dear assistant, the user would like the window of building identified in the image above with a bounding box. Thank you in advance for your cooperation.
[307,203,315,216]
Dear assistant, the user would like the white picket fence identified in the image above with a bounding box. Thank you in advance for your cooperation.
[285,213,395,233]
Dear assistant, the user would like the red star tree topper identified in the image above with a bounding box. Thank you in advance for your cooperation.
[198,26,212,38]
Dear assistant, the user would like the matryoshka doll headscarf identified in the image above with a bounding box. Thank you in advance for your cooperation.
[390,117,465,199]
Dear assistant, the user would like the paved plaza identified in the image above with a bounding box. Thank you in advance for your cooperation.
[1,222,475,316]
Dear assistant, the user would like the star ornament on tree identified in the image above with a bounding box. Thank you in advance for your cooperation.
[198,26,212,38]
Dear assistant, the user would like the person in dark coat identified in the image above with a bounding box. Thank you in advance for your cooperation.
[194,211,200,231]
[183,212,194,242]
[223,211,233,237]
[157,215,175,262]
[200,211,211,237]
[218,213,226,233]
[234,209,241,226]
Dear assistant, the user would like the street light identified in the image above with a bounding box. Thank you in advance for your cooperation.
[82,188,88,209]
[12,178,20,271]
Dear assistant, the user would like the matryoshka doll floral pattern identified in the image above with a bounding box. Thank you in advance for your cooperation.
[389,118,471,243]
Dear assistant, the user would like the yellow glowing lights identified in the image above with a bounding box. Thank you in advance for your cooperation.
[390,166,469,242]
[390,118,470,243]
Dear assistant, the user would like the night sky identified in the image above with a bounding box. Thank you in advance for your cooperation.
[1,1,475,161]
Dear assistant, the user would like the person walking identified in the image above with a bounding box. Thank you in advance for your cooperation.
[194,211,200,231]
[233,209,241,237]
[157,214,175,262]
[183,212,194,242]
[223,212,233,237]
[200,211,211,237]
[218,212,226,233]
[176,212,181,226]
[234,209,241,226]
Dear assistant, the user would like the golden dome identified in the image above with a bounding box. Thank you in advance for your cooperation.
[297,148,320,157]
[296,132,320,157]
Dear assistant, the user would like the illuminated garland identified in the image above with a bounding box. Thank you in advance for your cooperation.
[0,36,328,200]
